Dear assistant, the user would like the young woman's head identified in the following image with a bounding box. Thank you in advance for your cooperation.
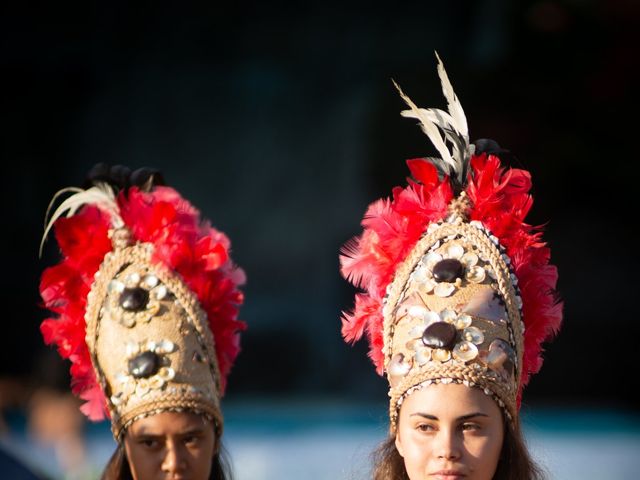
[373,383,544,480]
[102,411,231,480]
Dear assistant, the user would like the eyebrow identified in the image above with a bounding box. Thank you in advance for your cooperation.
[132,427,205,437]
[409,412,489,421]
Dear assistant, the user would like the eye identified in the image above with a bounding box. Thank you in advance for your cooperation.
[461,422,481,432]
[139,438,159,449]
[183,434,201,446]
[416,423,436,433]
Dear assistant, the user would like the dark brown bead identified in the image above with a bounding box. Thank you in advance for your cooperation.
[432,259,464,283]
[120,287,149,311]
[128,351,160,378]
[422,322,457,350]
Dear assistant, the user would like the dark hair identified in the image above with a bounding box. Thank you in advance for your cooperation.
[100,441,233,480]
[371,416,545,480]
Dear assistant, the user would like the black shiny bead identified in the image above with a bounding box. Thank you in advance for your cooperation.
[422,322,457,350]
[432,259,464,283]
[120,287,149,311]
[128,351,160,378]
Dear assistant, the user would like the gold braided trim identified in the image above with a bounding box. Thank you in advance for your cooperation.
[388,362,516,430]
[114,395,223,440]
[84,240,223,435]
[382,220,523,382]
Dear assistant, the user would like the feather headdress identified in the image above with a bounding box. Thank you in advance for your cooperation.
[40,165,245,437]
[340,54,562,426]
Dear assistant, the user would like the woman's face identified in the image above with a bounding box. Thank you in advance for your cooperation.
[395,383,504,480]
[123,411,216,480]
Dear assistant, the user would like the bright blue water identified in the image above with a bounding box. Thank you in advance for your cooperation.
[2,400,640,480]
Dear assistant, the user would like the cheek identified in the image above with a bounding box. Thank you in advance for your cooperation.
[464,432,503,476]
[123,443,157,480]
[396,430,433,475]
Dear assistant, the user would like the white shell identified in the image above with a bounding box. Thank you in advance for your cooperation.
[126,342,140,357]
[408,326,426,338]
[158,367,175,381]
[109,280,125,293]
[466,266,486,283]
[422,252,442,268]
[440,309,457,323]
[144,275,159,288]
[415,348,431,366]
[408,305,428,318]
[410,266,431,283]
[446,243,464,259]
[149,376,165,390]
[125,273,141,286]
[453,341,479,362]
[424,311,441,326]
[406,338,424,350]
[434,283,455,297]
[154,285,168,300]
[432,348,451,362]
[463,326,484,344]
[455,314,473,329]
[156,340,177,354]
[461,252,478,267]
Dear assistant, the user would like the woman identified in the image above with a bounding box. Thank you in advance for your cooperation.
[39,165,245,480]
[340,54,562,480]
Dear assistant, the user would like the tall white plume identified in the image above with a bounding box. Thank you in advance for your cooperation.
[394,52,472,184]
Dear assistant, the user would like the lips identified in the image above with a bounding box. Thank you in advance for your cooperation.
[429,470,466,479]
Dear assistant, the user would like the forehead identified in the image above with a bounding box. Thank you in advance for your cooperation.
[128,411,211,435]
[401,383,502,418]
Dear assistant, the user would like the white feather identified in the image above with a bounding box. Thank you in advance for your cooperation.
[435,51,468,139]
[393,80,456,171]
[39,183,123,257]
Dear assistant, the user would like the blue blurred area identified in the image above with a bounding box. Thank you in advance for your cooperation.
[3,400,640,480]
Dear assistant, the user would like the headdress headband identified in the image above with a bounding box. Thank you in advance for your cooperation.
[39,165,245,439]
[340,54,562,428]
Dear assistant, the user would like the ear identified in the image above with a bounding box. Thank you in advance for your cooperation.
[395,432,405,458]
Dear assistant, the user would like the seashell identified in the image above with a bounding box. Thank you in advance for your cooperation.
[408,305,428,318]
[434,282,455,297]
[446,244,464,259]
[462,326,484,344]
[461,252,478,267]
[455,314,473,329]
[422,322,457,350]
[146,301,160,316]
[427,223,440,234]
[422,252,443,268]
[136,379,150,397]
[441,377,453,384]
[154,285,168,300]
[158,367,175,381]
[408,326,426,339]
[126,342,140,357]
[109,280,125,293]
[388,353,411,387]
[156,340,176,354]
[440,309,457,323]
[424,311,441,326]
[120,315,136,328]
[144,275,159,288]
[125,273,141,287]
[415,347,431,366]
[453,341,479,362]
[111,393,124,406]
[410,266,430,283]
[432,348,451,362]
[466,266,486,283]
[149,376,165,390]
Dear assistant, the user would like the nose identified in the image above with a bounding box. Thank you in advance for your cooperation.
[161,441,187,475]
[434,428,461,460]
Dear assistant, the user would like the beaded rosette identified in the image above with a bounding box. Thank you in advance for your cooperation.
[39,167,245,439]
[340,55,562,428]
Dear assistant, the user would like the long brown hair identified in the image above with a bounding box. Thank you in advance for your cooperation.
[371,416,545,480]
[100,442,233,480]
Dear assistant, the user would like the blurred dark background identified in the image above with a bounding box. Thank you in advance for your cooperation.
[1,0,639,423]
